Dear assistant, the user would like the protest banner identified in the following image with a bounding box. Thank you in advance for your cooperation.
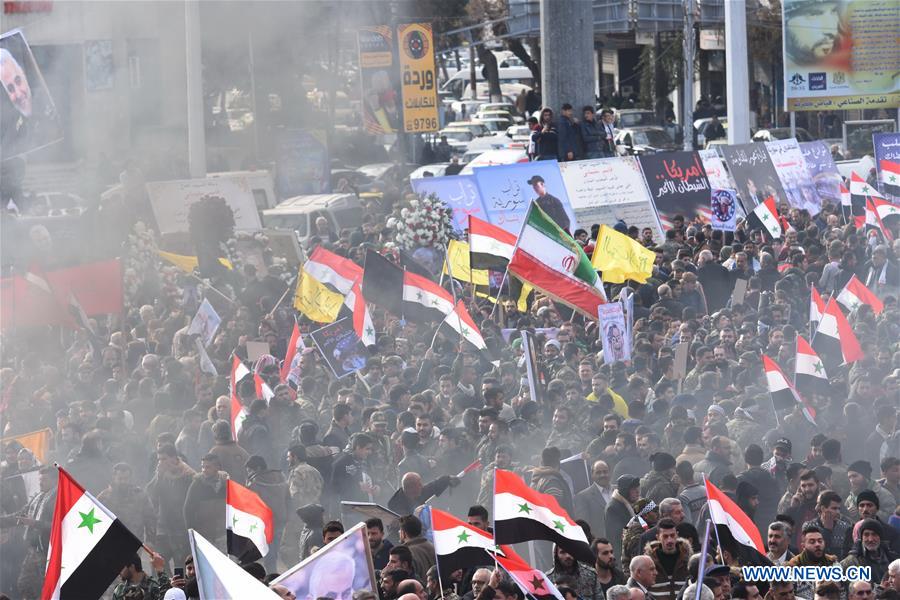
[310,317,369,379]
[411,175,486,232]
[146,177,262,235]
[766,138,822,215]
[473,160,577,234]
[721,143,789,208]
[273,522,377,597]
[782,0,900,112]
[0,428,51,463]
[592,224,655,284]
[710,189,739,231]
[799,141,843,205]
[699,149,748,219]
[638,151,712,228]
[0,29,62,160]
[598,303,630,365]
[558,157,664,239]
[187,299,222,347]
[874,133,900,202]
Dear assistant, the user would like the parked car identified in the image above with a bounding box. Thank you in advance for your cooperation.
[330,169,376,193]
[615,127,680,155]
[445,121,492,138]
[409,163,451,179]
[262,193,362,245]
[506,125,533,143]
[751,128,813,142]
[460,148,529,173]
[617,109,657,128]
[694,117,729,147]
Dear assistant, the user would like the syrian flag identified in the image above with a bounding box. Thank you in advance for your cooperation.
[496,547,565,600]
[763,354,815,425]
[795,335,828,396]
[508,203,606,318]
[840,182,851,221]
[493,468,593,563]
[746,196,782,239]
[40,467,142,600]
[850,172,872,223]
[879,159,900,199]
[189,529,280,599]
[439,300,494,360]
[226,480,274,563]
[868,193,900,229]
[431,507,500,580]
[253,374,274,403]
[836,274,884,315]
[281,320,303,382]
[469,215,517,271]
[866,196,896,242]
[704,478,765,555]
[344,282,376,346]
[402,271,455,322]
[230,356,250,439]
[812,298,864,371]
[810,286,825,326]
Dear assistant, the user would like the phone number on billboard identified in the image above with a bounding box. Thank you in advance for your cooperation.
[406,118,438,132]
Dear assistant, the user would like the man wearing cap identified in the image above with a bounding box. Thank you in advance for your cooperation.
[852,490,900,553]
[527,175,570,232]
[840,518,897,585]
[640,453,679,505]
[607,475,642,560]
[845,461,896,522]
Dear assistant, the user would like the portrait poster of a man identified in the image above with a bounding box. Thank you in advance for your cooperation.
[0,29,62,160]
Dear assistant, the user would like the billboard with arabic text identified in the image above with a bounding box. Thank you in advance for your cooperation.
[397,23,439,133]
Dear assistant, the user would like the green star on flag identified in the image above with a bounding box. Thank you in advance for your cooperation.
[249,523,258,532]
[457,530,471,544]
[77,508,102,534]
[232,515,239,527]
[890,175,897,183]
[552,519,566,533]
[863,186,870,193]
[517,502,532,514]
[366,327,374,336]
[416,292,424,301]
[762,213,769,220]
[813,361,824,374]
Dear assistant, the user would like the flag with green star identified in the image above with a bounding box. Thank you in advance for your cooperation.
[226,479,274,563]
[493,468,594,564]
[40,467,142,600]
[495,547,566,600]
[431,507,506,581]
[794,334,829,399]
[879,157,900,202]
[747,195,782,240]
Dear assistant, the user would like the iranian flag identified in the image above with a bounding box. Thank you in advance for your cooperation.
[226,480,274,563]
[508,203,606,318]
[493,468,593,563]
[812,298,864,371]
[230,356,250,438]
[469,214,517,271]
[795,335,828,395]
[432,507,500,580]
[40,468,142,600]
[763,354,816,425]
[746,196,782,239]
[496,547,565,600]
[836,274,884,315]
[704,478,765,555]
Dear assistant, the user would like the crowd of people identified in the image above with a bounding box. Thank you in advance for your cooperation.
[1,146,899,600]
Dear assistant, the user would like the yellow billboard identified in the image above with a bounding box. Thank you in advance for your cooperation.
[397,23,439,133]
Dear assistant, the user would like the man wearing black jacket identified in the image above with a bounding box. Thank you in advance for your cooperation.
[580,106,604,159]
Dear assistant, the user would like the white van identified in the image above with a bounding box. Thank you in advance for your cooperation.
[440,66,534,100]
[261,193,362,245]
[207,170,277,211]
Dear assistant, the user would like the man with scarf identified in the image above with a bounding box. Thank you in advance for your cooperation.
[607,475,641,561]
[786,524,840,599]
[840,519,898,586]
[545,544,603,600]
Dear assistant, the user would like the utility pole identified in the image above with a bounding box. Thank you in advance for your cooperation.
[540,0,595,111]
[682,0,695,151]
[185,0,206,178]
[725,0,750,144]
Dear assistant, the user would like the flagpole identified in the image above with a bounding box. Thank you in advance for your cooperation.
[695,520,712,600]
[489,202,533,320]
[265,276,296,320]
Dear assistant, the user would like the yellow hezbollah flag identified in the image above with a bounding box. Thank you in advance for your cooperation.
[293,268,343,323]
[158,250,232,273]
[443,240,489,286]
[1,428,52,463]
[591,224,655,284]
